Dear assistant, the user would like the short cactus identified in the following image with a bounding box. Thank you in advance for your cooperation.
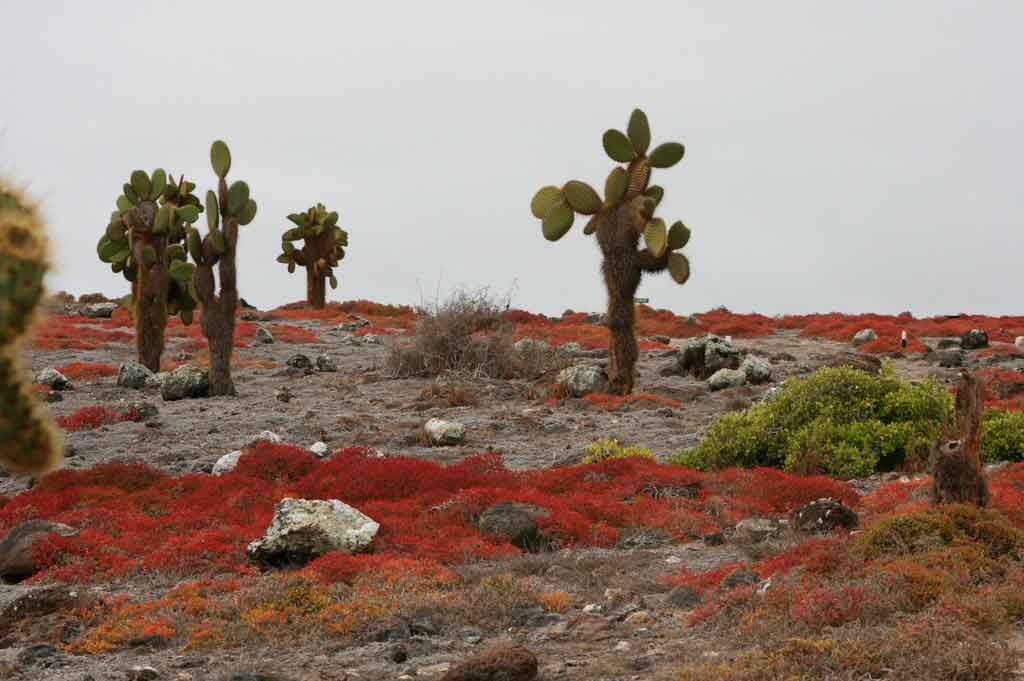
[186,140,258,396]
[98,170,199,371]
[0,180,62,473]
[531,108,692,394]
[277,203,348,309]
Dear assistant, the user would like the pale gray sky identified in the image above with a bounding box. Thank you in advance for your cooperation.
[3,1,1021,317]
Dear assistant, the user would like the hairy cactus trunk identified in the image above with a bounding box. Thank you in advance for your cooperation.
[195,188,239,397]
[306,268,326,309]
[598,205,643,395]
[132,234,168,372]
[931,372,988,506]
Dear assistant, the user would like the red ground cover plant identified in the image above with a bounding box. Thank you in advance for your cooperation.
[0,447,859,585]
[56,406,143,432]
[55,362,118,381]
[581,393,682,411]
[31,313,134,350]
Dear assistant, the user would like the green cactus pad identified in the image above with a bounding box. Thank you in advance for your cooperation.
[668,252,691,284]
[287,213,309,228]
[227,181,250,216]
[97,236,119,262]
[562,181,602,215]
[276,254,292,264]
[329,274,338,289]
[667,221,691,250]
[153,204,171,234]
[210,140,232,178]
[176,205,200,225]
[105,221,126,242]
[542,204,574,241]
[140,245,157,266]
[123,183,139,205]
[282,241,295,255]
[604,167,628,205]
[287,261,296,274]
[648,142,685,168]
[167,244,186,262]
[116,195,134,213]
[602,129,636,163]
[531,186,563,219]
[205,191,219,231]
[169,260,195,283]
[180,309,193,325]
[130,171,151,201]
[209,230,226,255]
[644,219,668,257]
[627,109,651,156]
[187,229,203,262]
[644,185,664,206]
[150,169,167,200]
[239,199,257,226]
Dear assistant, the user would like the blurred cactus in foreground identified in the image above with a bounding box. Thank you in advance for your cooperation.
[98,170,199,371]
[0,180,62,473]
[277,203,348,309]
[530,108,692,394]
[187,140,258,396]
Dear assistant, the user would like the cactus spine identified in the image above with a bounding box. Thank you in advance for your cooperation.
[530,109,692,394]
[277,203,348,309]
[0,181,62,473]
[98,170,199,371]
[187,140,258,396]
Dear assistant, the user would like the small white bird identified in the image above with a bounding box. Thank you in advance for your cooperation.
[900,330,908,349]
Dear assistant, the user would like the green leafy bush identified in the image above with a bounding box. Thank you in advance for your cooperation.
[982,410,1024,463]
[582,437,655,464]
[669,365,951,477]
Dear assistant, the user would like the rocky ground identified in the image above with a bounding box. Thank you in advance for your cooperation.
[2,307,1021,680]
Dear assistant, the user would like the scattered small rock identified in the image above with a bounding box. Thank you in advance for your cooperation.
[247,498,380,567]
[117,360,154,389]
[0,520,78,582]
[934,349,965,368]
[249,431,282,446]
[1016,336,1024,350]
[514,338,550,353]
[275,386,293,403]
[160,365,210,401]
[285,354,313,372]
[478,501,550,550]
[338,316,370,332]
[309,441,329,458]
[740,355,772,384]
[555,365,609,397]
[961,329,989,350]
[671,334,741,380]
[35,368,71,391]
[17,643,59,667]
[424,418,466,446]
[708,367,746,391]
[790,498,859,533]
[80,302,118,318]
[254,326,275,345]
[390,645,409,664]
[851,328,877,347]
[733,517,784,544]
[315,354,337,372]
[666,585,702,608]
[126,666,160,681]
[212,451,243,476]
[440,642,538,681]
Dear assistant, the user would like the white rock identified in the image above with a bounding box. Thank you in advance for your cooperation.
[424,418,466,446]
[254,326,275,344]
[1016,336,1024,349]
[740,355,772,384]
[35,367,71,390]
[247,497,380,563]
[117,360,153,390]
[555,365,609,397]
[559,342,583,354]
[212,450,242,476]
[851,328,877,347]
[310,441,329,458]
[513,338,550,353]
[249,430,282,445]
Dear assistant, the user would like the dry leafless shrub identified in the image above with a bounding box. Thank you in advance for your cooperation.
[387,287,567,380]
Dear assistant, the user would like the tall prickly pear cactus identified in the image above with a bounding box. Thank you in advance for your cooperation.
[98,170,199,371]
[187,140,258,396]
[531,109,692,394]
[0,181,62,473]
[277,203,348,309]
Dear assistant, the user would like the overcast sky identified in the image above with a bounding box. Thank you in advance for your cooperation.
[2,1,1021,317]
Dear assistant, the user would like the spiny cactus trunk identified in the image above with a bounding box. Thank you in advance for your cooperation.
[132,236,168,372]
[306,269,326,309]
[599,205,643,395]
[931,372,988,506]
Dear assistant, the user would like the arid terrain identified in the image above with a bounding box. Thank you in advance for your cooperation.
[2,299,1024,680]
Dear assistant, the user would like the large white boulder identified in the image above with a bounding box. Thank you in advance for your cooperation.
[247,498,379,565]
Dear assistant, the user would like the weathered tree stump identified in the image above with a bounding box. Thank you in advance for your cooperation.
[930,371,989,506]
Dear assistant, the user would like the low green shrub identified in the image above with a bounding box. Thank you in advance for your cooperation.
[669,365,950,476]
[582,437,655,464]
[982,410,1024,463]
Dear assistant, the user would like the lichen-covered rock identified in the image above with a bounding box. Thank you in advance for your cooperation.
[309,441,329,458]
[0,520,78,582]
[424,418,466,446]
[315,354,337,372]
[513,338,550,353]
[708,368,746,391]
[934,349,965,368]
[721,567,760,589]
[35,368,71,391]
[254,326,274,345]
[851,328,877,347]
[80,302,118,318]
[440,642,539,681]
[733,517,784,543]
[555,365,609,397]
[559,342,583,354]
[247,498,379,566]
[160,365,210,401]
[790,498,859,534]
[338,316,369,332]
[212,450,242,476]
[961,329,989,350]
[478,501,550,550]
[249,430,282,446]
[672,334,741,380]
[740,355,772,384]
[117,360,154,390]
[666,585,702,608]
[285,354,313,371]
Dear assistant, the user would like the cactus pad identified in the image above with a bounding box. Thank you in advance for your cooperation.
[668,252,691,284]
[627,109,651,156]
[648,142,685,168]
[602,129,636,163]
[562,181,602,215]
